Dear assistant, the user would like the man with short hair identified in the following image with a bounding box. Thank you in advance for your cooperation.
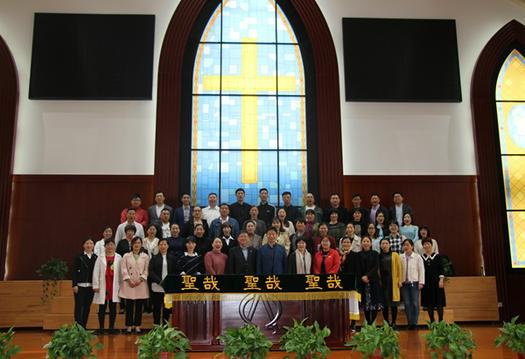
[174,193,193,227]
[120,194,149,227]
[229,188,252,225]
[257,188,275,227]
[369,193,389,225]
[158,208,172,239]
[351,193,369,222]
[226,231,257,275]
[389,192,415,226]
[280,191,300,224]
[298,192,323,223]
[115,208,145,245]
[323,193,350,224]
[209,203,240,239]
[257,227,287,275]
[243,206,266,237]
[202,192,220,223]
[147,191,173,226]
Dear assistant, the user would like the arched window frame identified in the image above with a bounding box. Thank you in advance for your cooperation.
[0,35,18,279]
[472,19,525,320]
[154,0,343,209]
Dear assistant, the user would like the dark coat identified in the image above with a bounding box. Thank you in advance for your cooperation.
[226,246,257,275]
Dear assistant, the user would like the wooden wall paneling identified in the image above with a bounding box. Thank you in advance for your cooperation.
[471,20,525,320]
[0,35,18,280]
[6,175,153,280]
[344,175,482,276]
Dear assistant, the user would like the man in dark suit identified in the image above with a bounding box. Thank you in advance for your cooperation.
[369,193,389,224]
[280,191,300,223]
[256,227,287,275]
[147,191,173,226]
[229,188,252,225]
[226,231,257,275]
[323,193,350,224]
[389,191,415,226]
[257,188,275,227]
[174,193,193,227]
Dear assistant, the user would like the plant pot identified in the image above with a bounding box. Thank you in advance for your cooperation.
[371,348,382,359]
[160,352,170,359]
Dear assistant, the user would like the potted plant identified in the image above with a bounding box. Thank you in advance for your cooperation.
[136,323,191,359]
[495,316,525,358]
[421,321,476,358]
[345,321,401,359]
[280,319,331,359]
[44,323,103,359]
[0,327,21,358]
[36,258,68,303]
[218,323,272,359]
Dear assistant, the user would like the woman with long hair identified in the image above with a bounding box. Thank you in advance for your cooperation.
[378,238,402,329]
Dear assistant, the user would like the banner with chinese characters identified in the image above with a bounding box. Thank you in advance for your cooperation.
[162,274,359,303]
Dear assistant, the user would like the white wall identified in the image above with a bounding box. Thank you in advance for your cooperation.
[318,0,525,175]
[0,0,179,175]
[0,0,523,175]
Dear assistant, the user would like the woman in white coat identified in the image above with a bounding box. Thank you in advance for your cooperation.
[92,238,121,334]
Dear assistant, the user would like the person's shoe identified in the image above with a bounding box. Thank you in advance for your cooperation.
[107,328,119,335]
[125,328,132,335]
[94,329,104,335]
[390,323,397,330]
[135,327,142,334]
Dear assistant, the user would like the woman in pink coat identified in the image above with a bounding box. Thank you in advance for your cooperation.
[120,237,149,334]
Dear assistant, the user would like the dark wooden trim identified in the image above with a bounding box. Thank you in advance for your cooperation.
[0,35,18,280]
[471,19,525,320]
[154,0,342,208]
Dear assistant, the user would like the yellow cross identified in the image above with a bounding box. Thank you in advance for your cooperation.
[203,38,296,183]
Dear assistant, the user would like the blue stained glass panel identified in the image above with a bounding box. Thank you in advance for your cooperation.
[191,150,220,206]
[221,96,277,150]
[278,151,307,206]
[192,95,220,149]
[222,0,276,43]
[220,150,278,204]
[278,44,304,95]
[278,97,306,150]
[201,8,221,42]
[194,44,221,94]
[221,43,276,95]
[276,5,297,44]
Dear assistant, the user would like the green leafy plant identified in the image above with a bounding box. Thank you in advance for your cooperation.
[44,323,103,359]
[421,321,476,359]
[280,319,331,359]
[495,316,525,354]
[0,327,21,358]
[346,321,401,358]
[136,323,191,359]
[36,258,68,303]
[218,323,272,359]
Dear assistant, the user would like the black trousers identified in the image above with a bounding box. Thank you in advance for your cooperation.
[151,292,171,325]
[125,299,145,327]
[98,300,117,329]
[74,286,94,328]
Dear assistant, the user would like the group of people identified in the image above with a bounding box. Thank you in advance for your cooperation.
[72,188,447,334]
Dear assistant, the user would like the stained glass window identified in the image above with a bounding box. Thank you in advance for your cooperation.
[496,49,525,269]
[191,0,307,206]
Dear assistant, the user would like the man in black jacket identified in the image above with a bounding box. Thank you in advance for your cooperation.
[226,231,257,275]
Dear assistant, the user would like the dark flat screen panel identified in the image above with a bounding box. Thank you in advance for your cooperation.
[342,18,462,102]
[29,13,155,100]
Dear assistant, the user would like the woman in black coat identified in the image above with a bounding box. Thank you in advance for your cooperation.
[357,236,383,324]
[149,238,177,325]
[420,238,446,322]
[72,238,97,328]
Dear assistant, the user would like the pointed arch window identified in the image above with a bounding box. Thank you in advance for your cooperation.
[189,0,308,206]
[496,49,525,269]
